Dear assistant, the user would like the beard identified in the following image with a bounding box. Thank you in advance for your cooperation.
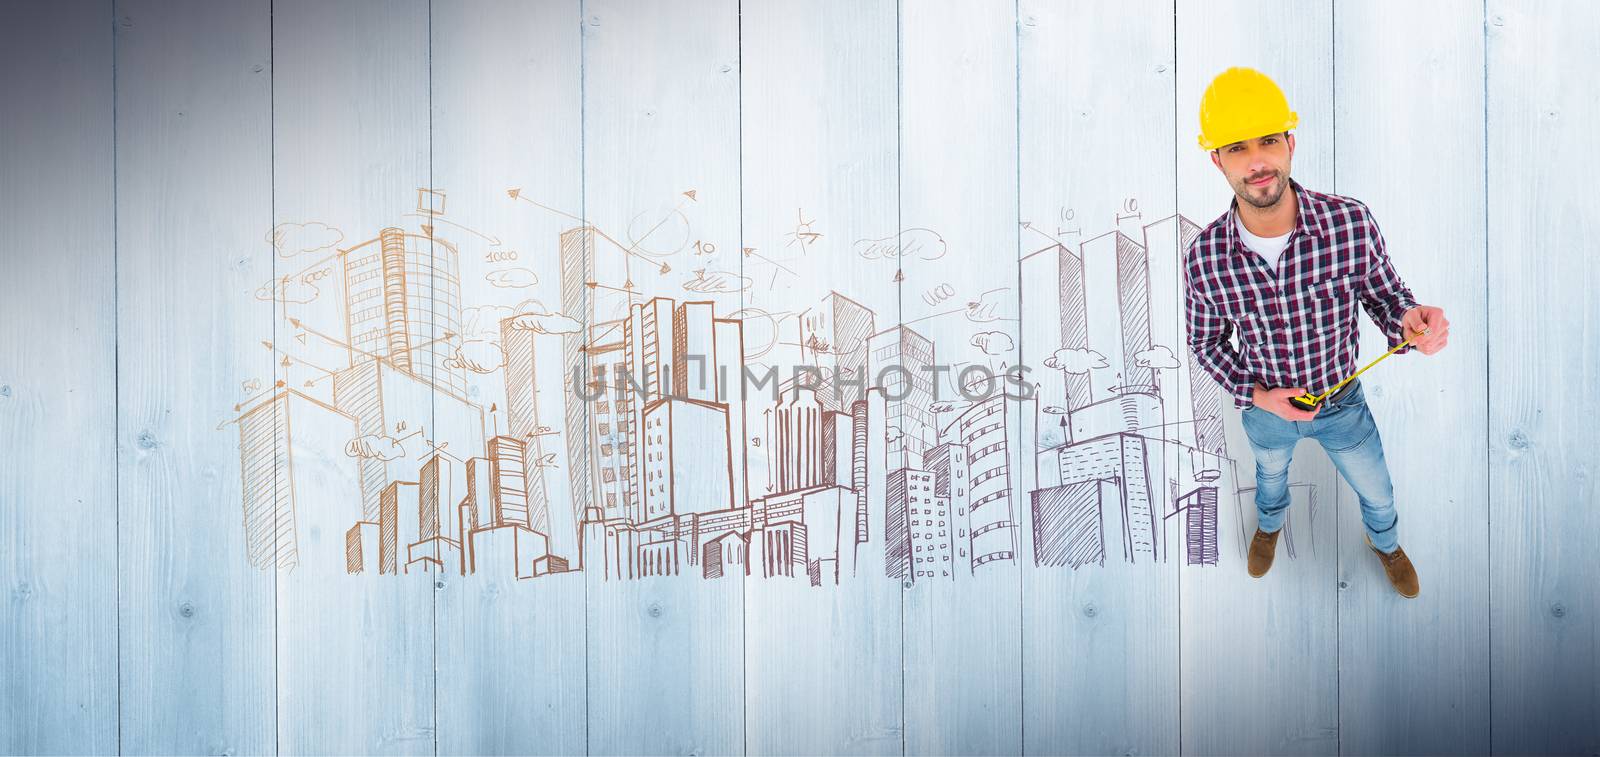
[1236,170,1288,209]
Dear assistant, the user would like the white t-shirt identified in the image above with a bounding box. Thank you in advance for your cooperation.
[1236,214,1292,276]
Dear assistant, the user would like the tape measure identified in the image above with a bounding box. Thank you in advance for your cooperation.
[1288,327,1428,412]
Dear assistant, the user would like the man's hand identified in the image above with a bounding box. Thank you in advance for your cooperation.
[1251,382,1322,422]
[1401,305,1449,355]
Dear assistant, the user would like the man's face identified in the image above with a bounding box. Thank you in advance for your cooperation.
[1211,132,1295,210]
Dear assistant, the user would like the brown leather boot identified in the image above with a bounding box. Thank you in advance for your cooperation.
[1247,527,1281,577]
[1365,533,1419,598]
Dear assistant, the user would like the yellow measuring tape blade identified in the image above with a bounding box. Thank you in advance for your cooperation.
[1308,327,1428,402]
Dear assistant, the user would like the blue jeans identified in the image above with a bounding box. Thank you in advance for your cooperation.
[1239,377,1400,554]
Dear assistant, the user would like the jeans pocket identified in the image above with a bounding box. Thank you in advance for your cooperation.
[1315,396,1377,452]
[1242,404,1264,425]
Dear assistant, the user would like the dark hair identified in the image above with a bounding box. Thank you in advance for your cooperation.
[1211,131,1293,155]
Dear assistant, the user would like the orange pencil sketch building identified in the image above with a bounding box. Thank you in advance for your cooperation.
[230,191,1284,587]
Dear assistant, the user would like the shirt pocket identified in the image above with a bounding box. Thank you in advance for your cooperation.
[1305,272,1361,324]
[1213,291,1266,346]
[1307,272,1360,301]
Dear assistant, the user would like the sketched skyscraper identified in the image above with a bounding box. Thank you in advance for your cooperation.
[235,390,363,572]
[1141,214,1206,446]
[1079,230,1155,404]
[1033,432,1167,566]
[584,320,633,522]
[799,292,876,414]
[937,394,1021,571]
[621,297,738,520]
[500,317,558,550]
[341,226,466,395]
[559,226,596,531]
[866,325,935,471]
[1019,242,1089,422]
[1176,485,1219,566]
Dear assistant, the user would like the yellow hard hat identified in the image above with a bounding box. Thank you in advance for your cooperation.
[1197,67,1299,150]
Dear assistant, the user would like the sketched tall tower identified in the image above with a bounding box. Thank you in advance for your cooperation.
[342,226,466,395]
[1140,214,1213,452]
[559,226,597,530]
[500,317,558,550]
[799,292,876,414]
[620,297,741,519]
[1079,230,1156,404]
[866,325,936,470]
[1019,242,1089,420]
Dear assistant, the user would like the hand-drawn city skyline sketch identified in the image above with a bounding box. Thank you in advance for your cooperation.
[226,184,1320,587]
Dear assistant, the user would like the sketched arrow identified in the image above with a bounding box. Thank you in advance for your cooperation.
[900,304,969,327]
[610,190,697,278]
[400,331,458,355]
[585,280,635,295]
[741,247,797,276]
[260,340,338,376]
[507,188,582,223]
[401,212,502,246]
[232,379,288,412]
[1020,220,1074,246]
[507,187,672,271]
[289,317,392,367]
[762,407,774,492]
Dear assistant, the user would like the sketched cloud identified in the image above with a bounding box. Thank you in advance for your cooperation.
[446,340,505,374]
[964,287,1009,323]
[1135,345,1180,370]
[853,227,946,261]
[344,434,404,461]
[970,330,1014,355]
[253,275,321,304]
[461,304,516,339]
[486,268,538,288]
[508,308,582,335]
[266,221,343,258]
[1044,346,1108,374]
[683,268,750,294]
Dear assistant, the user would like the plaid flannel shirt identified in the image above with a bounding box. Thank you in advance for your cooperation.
[1183,178,1419,410]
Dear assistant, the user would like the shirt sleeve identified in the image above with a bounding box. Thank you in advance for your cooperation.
[1183,253,1257,410]
[1357,207,1421,355]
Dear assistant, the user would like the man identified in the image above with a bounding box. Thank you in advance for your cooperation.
[1182,67,1450,598]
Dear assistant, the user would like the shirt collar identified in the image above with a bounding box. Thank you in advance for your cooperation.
[1226,176,1326,256]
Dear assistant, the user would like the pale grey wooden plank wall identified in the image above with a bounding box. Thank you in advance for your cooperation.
[580,1,746,754]
[1334,2,1490,753]
[431,3,587,755]
[739,2,904,755]
[1,1,1595,756]
[1,1,119,754]
[1019,3,1180,754]
[1486,3,1600,755]
[113,1,275,754]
